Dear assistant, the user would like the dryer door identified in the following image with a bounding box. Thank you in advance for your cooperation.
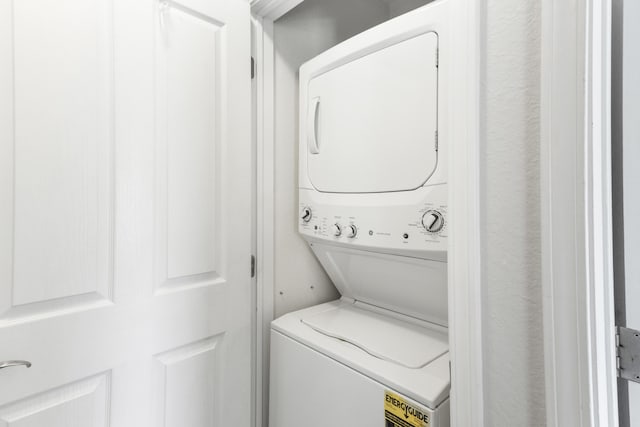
[305,31,439,194]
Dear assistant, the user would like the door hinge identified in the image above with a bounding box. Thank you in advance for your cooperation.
[250,255,256,278]
[435,130,439,152]
[251,56,255,79]
[436,47,439,68]
[617,326,640,383]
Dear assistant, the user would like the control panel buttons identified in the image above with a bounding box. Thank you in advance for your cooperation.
[332,223,342,237]
[344,224,357,238]
[422,210,445,233]
[301,207,312,223]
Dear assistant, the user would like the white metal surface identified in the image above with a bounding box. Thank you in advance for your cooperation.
[301,302,448,368]
[270,300,450,414]
[298,3,448,194]
[270,328,450,427]
[304,31,439,194]
[0,0,253,425]
[299,185,447,261]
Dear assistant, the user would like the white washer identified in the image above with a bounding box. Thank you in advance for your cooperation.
[270,300,450,427]
[270,1,455,426]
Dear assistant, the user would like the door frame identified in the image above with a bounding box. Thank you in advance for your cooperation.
[250,1,485,426]
[540,0,619,425]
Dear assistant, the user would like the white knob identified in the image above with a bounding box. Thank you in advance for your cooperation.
[332,224,342,237]
[422,210,444,233]
[301,207,312,223]
[344,224,357,238]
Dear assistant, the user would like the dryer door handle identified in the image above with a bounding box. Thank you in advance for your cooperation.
[0,360,32,370]
[308,97,320,154]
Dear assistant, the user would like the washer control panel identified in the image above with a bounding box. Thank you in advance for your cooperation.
[298,185,447,259]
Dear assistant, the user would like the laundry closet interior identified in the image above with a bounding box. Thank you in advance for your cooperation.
[253,0,463,426]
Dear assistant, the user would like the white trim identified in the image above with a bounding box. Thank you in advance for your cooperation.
[540,2,588,424]
[541,0,618,425]
[252,1,485,426]
[585,2,618,425]
[446,0,485,425]
[253,15,275,427]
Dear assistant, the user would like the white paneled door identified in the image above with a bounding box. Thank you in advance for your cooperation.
[0,0,252,425]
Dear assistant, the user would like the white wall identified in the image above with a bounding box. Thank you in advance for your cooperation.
[272,0,390,318]
[482,0,545,425]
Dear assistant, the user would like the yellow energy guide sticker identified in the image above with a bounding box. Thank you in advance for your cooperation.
[384,390,431,427]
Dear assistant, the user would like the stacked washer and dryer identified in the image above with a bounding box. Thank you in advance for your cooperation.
[270,2,452,426]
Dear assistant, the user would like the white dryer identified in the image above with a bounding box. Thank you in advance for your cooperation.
[270,2,453,426]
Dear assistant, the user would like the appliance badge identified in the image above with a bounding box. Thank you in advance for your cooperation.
[384,390,431,427]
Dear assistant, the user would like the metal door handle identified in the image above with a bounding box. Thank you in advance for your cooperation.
[0,360,32,370]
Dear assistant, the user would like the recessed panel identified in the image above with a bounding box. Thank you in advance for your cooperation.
[0,374,110,427]
[154,337,221,427]
[10,0,113,306]
[158,4,221,282]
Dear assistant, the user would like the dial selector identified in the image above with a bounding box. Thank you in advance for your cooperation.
[301,207,312,223]
[422,210,444,233]
[344,224,357,238]
[332,224,342,237]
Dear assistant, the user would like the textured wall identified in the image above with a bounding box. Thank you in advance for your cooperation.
[481,0,544,425]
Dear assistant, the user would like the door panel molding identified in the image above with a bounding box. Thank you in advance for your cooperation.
[0,372,111,427]
[153,336,223,427]
[0,0,115,323]
[154,0,227,293]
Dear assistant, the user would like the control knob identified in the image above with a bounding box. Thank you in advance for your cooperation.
[301,207,312,223]
[422,210,444,233]
[332,224,342,237]
[344,224,357,238]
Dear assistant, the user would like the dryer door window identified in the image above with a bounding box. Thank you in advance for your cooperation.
[306,31,439,194]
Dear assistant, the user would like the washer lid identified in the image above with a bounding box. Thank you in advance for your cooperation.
[305,31,439,193]
[301,303,448,369]
[309,242,448,326]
